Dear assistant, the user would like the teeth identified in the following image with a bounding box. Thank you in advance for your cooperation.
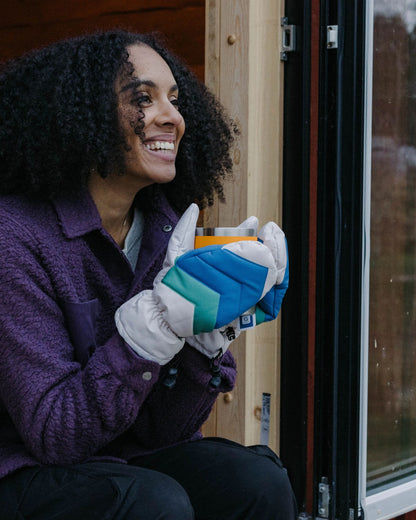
[146,141,174,151]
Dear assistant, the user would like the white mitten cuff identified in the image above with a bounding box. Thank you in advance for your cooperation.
[186,319,241,358]
[115,290,184,365]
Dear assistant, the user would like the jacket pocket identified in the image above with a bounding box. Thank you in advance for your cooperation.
[63,299,100,367]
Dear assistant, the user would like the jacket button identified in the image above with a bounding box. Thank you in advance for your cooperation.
[162,224,172,232]
[142,371,152,381]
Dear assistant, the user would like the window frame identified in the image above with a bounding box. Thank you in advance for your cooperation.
[359,0,416,517]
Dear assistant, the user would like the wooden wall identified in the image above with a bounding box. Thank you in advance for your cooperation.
[203,0,285,451]
[0,0,205,80]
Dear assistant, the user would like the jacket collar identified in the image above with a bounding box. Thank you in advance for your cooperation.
[52,190,103,239]
[52,187,181,240]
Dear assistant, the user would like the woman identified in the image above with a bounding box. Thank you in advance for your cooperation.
[0,30,296,519]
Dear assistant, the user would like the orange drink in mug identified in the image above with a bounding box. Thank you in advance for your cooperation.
[194,227,257,248]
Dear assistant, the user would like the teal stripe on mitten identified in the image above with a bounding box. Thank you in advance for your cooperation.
[162,264,220,334]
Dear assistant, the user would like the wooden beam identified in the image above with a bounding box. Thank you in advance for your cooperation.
[204,0,284,451]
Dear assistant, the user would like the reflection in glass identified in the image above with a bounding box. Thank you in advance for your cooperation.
[368,0,416,492]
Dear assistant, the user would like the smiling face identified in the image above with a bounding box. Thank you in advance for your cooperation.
[115,44,185,191]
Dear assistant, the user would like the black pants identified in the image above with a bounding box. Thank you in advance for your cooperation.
[0,438,297,520]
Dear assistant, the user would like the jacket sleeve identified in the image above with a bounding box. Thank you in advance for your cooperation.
[130,345,236,450]
[0,218,161,465]
[0,217,237,465]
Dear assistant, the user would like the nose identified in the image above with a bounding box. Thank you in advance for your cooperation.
[158,99,184,128]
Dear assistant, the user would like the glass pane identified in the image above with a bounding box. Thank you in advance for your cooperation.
[368,1,416,492]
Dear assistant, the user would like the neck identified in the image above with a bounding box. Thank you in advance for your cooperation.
[88,172,136,247]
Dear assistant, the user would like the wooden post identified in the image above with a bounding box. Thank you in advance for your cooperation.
[204,0,285,451]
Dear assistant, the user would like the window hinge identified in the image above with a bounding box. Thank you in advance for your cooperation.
[280,17,297,61]
[327,25,338,49]
[316,477,330,519]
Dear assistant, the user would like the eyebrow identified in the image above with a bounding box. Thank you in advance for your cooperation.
[120,78,178,94]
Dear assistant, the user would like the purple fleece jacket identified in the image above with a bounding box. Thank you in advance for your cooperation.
[0,190,237,480]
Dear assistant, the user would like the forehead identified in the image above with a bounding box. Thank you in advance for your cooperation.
[122,44,176,85]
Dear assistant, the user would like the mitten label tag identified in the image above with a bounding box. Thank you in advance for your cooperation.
[240,312,256,329]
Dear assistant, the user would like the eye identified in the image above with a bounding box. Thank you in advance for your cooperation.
[170,96,180,110]
[134,93,152,107]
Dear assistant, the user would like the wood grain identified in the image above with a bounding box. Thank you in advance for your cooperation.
[203,0,285,451]
[0,1,205,79]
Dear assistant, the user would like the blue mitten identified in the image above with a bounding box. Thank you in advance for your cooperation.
[155,222,278,336]
[187,219,289,359]
[115,204,279,365]
[254,222,289,325]
[185,214,256,358]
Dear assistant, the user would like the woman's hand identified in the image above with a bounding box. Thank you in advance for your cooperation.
[186,221,289,359]
[115,203,284,365]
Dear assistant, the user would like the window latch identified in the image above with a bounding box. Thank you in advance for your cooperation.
[281,17,297,61]
[327,25,338,49]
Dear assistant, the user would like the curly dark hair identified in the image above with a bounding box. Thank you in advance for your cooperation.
[0,30,236,212]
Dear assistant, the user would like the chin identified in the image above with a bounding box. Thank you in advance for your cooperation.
[153,170,177,184]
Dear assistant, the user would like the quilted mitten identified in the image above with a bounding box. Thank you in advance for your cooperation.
[115,204,279,364]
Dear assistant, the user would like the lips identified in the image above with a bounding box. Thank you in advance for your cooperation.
[144,133,176,152]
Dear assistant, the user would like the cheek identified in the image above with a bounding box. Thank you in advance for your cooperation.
[128,140,145,160]
[119,106,144,140]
